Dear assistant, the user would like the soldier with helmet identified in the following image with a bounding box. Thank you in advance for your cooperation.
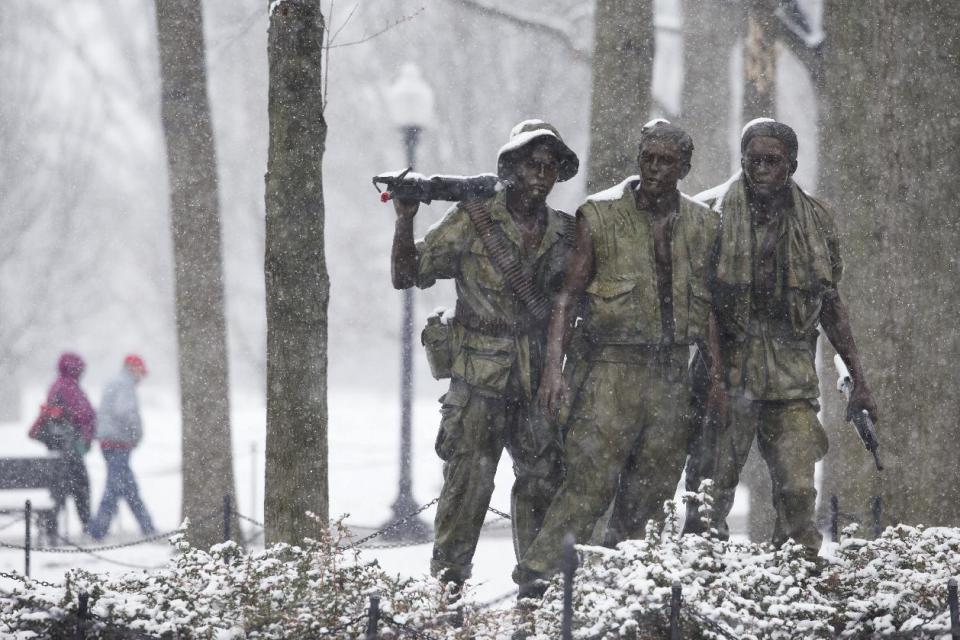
[390,119,579,594]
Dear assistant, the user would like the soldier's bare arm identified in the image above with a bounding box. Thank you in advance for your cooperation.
[820,291,879,422]
[391,199,420,289]
[538,211,595,416]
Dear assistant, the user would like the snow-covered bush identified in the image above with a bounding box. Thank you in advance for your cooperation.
[3,496,959,639]
[0,518,515,639]
[525,489,960,639]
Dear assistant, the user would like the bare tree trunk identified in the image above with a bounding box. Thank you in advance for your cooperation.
[263,0,329,545]
[587,0,654,192]
[735,0,779,541]
[680,0,741,193]
[819,2,960,529]
[155,0,236,549]
[742,0,777,119]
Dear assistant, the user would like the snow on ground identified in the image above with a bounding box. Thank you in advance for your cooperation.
[0,383,521,605]
[0,383,751,608]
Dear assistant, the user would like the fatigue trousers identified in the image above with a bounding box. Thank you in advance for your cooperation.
[692,396,828,553]
[519,349,694,578]
[430,378,561,585]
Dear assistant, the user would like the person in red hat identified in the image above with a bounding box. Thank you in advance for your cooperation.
[87,354,155,540]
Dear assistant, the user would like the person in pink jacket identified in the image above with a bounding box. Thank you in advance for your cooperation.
[45,352,96,529]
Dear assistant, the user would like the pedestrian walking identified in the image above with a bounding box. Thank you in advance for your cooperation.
[33,352,96,528]
[87,354,155,540]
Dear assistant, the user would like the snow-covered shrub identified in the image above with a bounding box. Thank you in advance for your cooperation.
[525,489,960,640]
[3,496,959,639]
[0,518,516,639]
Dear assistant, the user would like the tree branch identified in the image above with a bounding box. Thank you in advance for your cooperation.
[325,8,423,49]
[447,0,589,62]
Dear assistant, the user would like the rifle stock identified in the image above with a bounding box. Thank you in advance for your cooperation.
[373,169,504,204]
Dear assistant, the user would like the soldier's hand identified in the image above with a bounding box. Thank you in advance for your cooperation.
[847,384,879,424]
[393,197,420,222]
[537,368,567,418]
[705,378,729,429]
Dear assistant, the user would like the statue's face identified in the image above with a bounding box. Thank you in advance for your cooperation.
[742,136,795,197]
[637,139,687,198]
[513,143,559,205]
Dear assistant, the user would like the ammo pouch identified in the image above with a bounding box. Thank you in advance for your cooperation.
[421,308,453,380]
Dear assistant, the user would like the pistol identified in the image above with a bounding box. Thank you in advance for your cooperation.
[834,354,883,471]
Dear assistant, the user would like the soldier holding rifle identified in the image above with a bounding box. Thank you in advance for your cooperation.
[388,120,579,596]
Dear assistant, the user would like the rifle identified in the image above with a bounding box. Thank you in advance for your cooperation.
[834,354,883,471]
[372,168,506,204]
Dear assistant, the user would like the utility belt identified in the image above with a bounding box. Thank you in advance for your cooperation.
[420,302,543,381]
[587,340,692,384]
[453,300,541,338]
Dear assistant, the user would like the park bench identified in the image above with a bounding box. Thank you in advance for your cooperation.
[0,456,65,546]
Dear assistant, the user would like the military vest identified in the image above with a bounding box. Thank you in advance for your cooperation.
[579,177,718,346]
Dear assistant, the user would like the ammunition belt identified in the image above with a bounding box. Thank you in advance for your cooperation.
[461,199,552,322]
[454,300,541,338]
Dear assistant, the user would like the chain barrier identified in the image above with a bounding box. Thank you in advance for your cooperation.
[0,529,174,554]
[380,613,443,640]
[486,505,511,520]
[343,498,440,549]
[686,608,741,640]
[0,508,224,554]
[0,569,61,589]
[48,531,167,570]
[236,512,265,529]
[360,538,431,550]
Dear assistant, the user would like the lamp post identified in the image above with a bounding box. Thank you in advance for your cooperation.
[382,63,434,541]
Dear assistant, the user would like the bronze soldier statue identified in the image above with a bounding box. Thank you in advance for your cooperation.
[514,121,721,595]
[684,118,879,556]
[390,120,579,594]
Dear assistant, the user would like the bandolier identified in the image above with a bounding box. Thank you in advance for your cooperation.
[416,189,573,583]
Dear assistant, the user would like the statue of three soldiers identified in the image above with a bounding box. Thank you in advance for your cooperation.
[390,117,879,600]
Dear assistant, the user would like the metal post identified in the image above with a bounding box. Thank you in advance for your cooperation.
[223,494,231,543]
[250,441,258,526]
[562,533,577,640]
[382,125,430,542]
[871,496,882,538]
[670,580,682,640]
[24,499,31,578]
[365,594,381,640]
[948,578,959,640]
[76,591,89,640]
[830,495,839,543]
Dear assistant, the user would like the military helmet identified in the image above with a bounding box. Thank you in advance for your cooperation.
[496,119,579,182]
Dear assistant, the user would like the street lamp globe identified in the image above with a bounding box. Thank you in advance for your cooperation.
[385,62,435,133]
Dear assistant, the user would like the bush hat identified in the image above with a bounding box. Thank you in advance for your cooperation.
[497,119,579,182]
